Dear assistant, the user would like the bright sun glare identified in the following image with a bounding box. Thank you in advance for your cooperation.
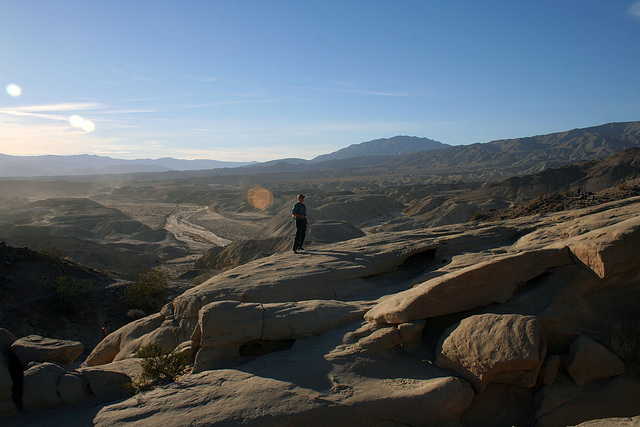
[6,84,22,97]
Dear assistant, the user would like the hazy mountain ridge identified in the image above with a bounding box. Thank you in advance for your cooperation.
[212,120,640,180]
[0,154,254,177]
[2,121,639,179]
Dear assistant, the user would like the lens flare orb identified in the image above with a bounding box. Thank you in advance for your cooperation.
[6,84,22,97]
[69,115,96,132]
[248,186,274,210]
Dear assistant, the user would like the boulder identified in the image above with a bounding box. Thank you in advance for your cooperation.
[81,368,133,400]
[350,327,403,355]
[198,300,262,358]
[11,335,83,368]
[332,320,427,357]
[365,247,573,324]
[397,319,426,351]
[498,262,598,354]
[113,320,183,362]
[436,313,546,393]
[22,362,68,411]
[561,215,640,282]
[194,301,262,372]
[194,300,372,372]
[81,358,144,381]
[342,322,387,344]
[58,373,90,405]
[535,375,640,427]
[564,335,626,386]
[262,300,370,341]
[539,355,561,386]
[85,313,165,366]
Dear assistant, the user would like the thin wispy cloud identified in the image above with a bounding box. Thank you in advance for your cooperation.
[289,85,411,97]
[0,109,70,122]
[631,1,640,17]
[0,103,102,128]
[3,102,103,113]
[100,108,158,115]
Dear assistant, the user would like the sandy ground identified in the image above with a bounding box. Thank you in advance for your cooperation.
[165,208,232,249]
[92,199,273,281]
[96,200,268,244]
[357,210,404,232]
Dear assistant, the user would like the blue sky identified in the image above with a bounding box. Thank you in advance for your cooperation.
[1,1,640,161]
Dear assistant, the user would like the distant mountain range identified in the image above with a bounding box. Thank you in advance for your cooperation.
[386,121,640,176]
[232,121,640,180]
[2,121,639,178]
[0,155,255,178]
[310,135,448,163]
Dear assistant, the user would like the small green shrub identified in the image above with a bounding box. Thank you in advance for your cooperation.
[52,276,95,314]
[123,269,169,313]
[471,211,485,221]
[39,243,63,260]
[133,342,190,391]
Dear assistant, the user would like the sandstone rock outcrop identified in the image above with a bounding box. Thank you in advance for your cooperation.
[365,247,573,324]
[535,375,640,427]
[194,299,370,372]
[81,197,640,426]
[84,313,165,366]
[7,196,640,426]
[436,313,547,393]
[20,361,132,412]
[11,335,83,368]
[0,330,136,421]
[80,368,133,400]
[93,369,474,427]
[565,335,627,386]
[22,362,69,411]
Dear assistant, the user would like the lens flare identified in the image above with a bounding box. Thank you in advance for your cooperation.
[248,185,274,210]
[6,84,22,97]
[69,115,96,132]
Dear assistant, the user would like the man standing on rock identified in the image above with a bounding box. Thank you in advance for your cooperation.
[291,194,308,253]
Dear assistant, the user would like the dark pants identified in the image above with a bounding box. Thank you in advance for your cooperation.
[293,219,307,251]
